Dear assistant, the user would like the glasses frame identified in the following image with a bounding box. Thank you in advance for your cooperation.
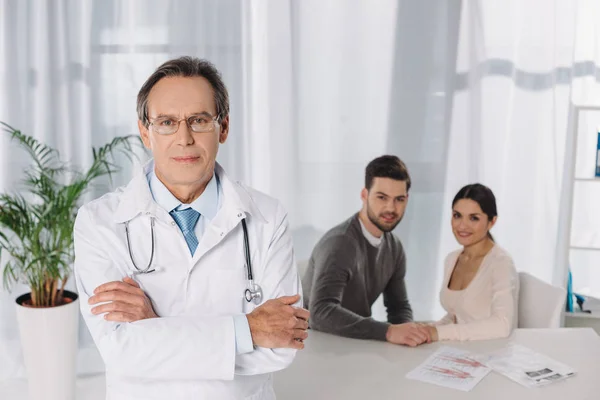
[147,113,221,135]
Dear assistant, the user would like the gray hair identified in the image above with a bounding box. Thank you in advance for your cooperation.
[136,56,230,126]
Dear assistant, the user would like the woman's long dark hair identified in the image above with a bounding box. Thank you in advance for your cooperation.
[452,183,497,241]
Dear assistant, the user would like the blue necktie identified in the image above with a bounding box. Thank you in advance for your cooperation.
[170,208,200,255]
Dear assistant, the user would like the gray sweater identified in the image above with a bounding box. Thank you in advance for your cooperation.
[302,214,413,341]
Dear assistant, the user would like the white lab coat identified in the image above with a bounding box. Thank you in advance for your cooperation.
[73,161,302,400]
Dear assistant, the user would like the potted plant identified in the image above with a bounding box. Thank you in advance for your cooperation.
[0,122,141,400]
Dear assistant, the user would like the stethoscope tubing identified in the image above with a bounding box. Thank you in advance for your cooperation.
[124,215,261,303]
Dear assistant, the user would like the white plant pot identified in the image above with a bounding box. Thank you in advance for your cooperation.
[15,291,79,400]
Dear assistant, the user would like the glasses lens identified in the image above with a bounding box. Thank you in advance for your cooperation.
[189,116,216,133]
[153,117,178,135]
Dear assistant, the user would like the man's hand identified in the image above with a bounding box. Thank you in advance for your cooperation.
[246,294,309,350]
[386,322,432,347]
[424,324,439,342]
[89,277,158,322]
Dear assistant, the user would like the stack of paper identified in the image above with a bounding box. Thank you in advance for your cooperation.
[477,344,577,388]
[405,346,491,391]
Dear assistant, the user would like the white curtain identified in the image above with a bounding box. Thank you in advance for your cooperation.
[1,0,600,380]
[445,0,600,301]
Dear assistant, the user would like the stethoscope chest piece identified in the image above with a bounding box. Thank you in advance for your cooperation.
[245,280,263,305]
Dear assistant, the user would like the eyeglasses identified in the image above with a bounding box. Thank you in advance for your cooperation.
[147,114,220,135]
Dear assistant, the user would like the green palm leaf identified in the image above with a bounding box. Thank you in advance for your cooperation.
[1,122,60,172]
[0,123,143,306]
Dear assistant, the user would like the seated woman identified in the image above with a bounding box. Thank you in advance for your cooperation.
[426,183,519,341]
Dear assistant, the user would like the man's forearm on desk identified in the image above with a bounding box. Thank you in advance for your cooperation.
[310,303,389,341]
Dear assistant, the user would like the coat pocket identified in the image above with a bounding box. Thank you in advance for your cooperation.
[206,268,247,315]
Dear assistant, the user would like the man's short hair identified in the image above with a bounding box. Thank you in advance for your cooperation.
[136,56,229,127]
[365,155,411,192]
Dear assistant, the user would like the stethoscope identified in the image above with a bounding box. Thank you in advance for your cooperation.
[124,216,263,305]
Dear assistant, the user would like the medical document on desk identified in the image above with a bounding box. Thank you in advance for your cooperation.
[477,344,576,388]
[405,347,491,391]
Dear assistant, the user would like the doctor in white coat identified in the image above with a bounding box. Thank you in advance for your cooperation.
[74,56,309,400]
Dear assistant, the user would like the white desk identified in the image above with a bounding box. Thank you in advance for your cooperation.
[273,328,600,399]
[1,329,599,399]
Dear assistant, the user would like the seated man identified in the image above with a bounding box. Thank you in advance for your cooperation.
[302,155,430,347]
